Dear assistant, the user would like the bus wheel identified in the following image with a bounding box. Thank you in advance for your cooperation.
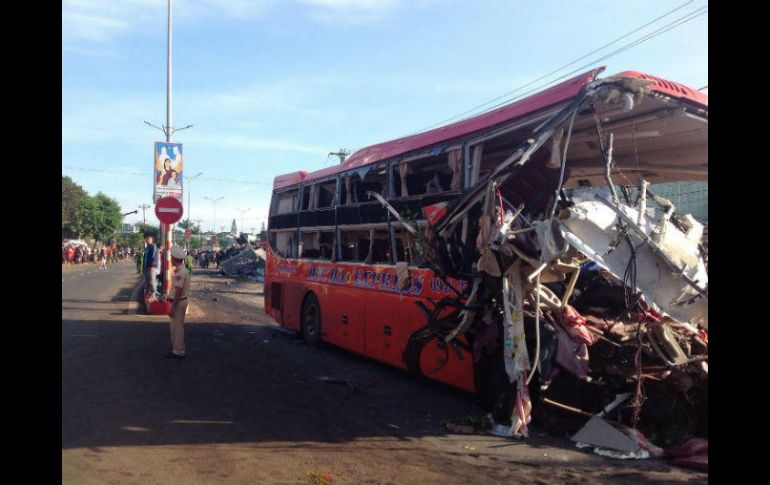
[301,293,322,347]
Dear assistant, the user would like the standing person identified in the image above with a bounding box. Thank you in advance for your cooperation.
[75,246,83,265]
[184,251,194,273]
[98,247,108,271]
[166,246,190,359]
[136,248,144,274]
[143,234,160,298]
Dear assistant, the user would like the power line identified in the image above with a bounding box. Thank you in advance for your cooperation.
[413,1,707,134]
[474,6,708,116]
[62,165,272,186]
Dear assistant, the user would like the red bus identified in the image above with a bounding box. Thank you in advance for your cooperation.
[264,67,707,399]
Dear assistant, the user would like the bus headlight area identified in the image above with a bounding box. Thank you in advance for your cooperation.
[263,68,707,459]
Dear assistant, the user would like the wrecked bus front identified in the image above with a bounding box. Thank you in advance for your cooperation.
[265,68,707,441]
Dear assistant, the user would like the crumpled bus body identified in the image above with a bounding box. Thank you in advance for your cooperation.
[265,67,707,443]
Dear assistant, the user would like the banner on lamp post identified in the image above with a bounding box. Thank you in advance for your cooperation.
[153,142,184,203]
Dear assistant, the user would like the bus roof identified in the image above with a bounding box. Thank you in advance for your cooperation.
[273,67,707,190]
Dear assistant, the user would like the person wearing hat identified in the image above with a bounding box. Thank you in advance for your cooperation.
[167,246,191,359]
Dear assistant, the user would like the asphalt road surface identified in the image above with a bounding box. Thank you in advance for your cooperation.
[62,262,706,484]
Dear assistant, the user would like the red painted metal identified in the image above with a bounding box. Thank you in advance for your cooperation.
[264,248,476,392]
[612,70,707,107]
[148,298,173,315]
[155,197,184,224]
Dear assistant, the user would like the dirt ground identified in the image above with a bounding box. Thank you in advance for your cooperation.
[62,264,707,484]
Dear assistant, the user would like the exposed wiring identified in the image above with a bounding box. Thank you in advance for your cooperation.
[526,272,541,386]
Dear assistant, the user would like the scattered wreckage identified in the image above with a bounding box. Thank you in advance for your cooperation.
[267,68,707,465]
[218,235,266,280]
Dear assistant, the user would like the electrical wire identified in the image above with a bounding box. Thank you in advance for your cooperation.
[62,165,272,186]
[477,6,708,117]
[413,3,707,134]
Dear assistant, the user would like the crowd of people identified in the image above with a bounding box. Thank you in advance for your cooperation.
[62,241,137,266]
[63,236,235,277]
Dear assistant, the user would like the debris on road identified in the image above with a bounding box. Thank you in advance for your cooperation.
[445,423,475,434]
[665,437,708,472]
[299,471,334,485]
[218,238,266,281]
[317,376,355,393]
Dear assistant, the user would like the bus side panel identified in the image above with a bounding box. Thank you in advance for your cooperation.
[319,283,366,354]
[419,335,476,393]
[364,290,421,368]
[365,289,476,393]
[264,275,281,324]
[280,279,305,332]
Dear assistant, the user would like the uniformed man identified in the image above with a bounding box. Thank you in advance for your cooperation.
[184,251,194,273]
[166,246,191,359]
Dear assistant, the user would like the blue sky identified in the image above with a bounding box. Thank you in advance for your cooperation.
[62,0,708,233]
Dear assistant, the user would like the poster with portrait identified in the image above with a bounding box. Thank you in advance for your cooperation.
[153,142,184,202]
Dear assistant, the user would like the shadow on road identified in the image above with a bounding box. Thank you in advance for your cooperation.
[62,316,487,450]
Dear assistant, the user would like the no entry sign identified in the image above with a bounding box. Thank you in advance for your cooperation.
[154,196,184,224]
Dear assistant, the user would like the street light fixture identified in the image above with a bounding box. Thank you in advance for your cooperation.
[204,196,224,234]
[235,208,250,235]
[183,171,203,233]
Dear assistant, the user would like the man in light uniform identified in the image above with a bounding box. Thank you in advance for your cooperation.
[166,246,191,359]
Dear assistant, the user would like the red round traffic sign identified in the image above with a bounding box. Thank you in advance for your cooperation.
[155,197,184,224]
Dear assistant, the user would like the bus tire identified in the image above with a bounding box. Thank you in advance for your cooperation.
[301,293,322,347]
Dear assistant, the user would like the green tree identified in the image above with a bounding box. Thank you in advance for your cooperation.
[91,192,123,242]
[115,232,144,250]
[135,223,160,241]
[62,176,86,239]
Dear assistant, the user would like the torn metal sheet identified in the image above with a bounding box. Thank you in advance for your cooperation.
[218,246,264,277]
[559,199,707,326]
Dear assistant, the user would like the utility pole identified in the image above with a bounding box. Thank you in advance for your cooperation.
[138,204,151,226]
[329,148,351,164]
[194,218,203,246]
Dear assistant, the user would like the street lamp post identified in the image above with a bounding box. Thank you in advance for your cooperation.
[236,208,250,236]
[204,196,224,234]
[183,171,202,248]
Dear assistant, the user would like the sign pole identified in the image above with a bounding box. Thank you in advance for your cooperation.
[164,0,174,298]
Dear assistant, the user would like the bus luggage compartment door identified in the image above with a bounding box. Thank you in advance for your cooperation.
[322,285,365,354]
[364,290,420,368]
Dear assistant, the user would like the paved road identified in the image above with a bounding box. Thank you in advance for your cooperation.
[62,262,705,484]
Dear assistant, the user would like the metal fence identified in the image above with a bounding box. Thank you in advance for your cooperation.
[615,181,708,223]
[649,181,708,223]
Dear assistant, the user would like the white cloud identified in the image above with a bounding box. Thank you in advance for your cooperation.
[296,0,399,24]
[296,0,396,8]
[62,0,276,48]
[62,0,439,51]
[186,132,328,155]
